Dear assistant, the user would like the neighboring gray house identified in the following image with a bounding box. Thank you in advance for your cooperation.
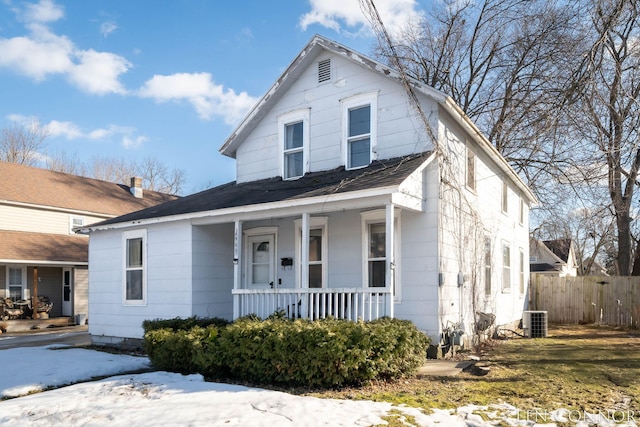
[82,35,536,348]
[530,238,578,277]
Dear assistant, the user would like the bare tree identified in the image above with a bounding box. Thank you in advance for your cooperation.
[46,151,88,176]
[567,0,640,275]
[0,120,49,166]
[138,156,186,194]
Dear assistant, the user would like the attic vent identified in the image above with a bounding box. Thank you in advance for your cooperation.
[318,59,331,83]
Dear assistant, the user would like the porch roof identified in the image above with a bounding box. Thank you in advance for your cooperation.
[0,230,88,264]
[89,153,431,228]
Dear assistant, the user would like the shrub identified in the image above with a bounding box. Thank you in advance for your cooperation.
[142,316,229,333]
[144,316,430,388]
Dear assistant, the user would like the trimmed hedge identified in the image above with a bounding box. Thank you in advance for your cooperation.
[143,316,429,388]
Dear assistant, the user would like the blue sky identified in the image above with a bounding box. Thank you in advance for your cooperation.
[0,0,425,193]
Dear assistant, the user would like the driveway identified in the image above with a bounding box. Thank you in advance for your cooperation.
[0,325,90,350]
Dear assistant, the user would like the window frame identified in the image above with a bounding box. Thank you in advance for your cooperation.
[519,197,525,225]
[278,109,310,180]
[294,217,328,289]
[484,238,492,296]
[361,209,401,301]
[502,242,511,293]
[123,229,147,306]
[501,180,509,214]
[7,266,26,300]
[519,248,525,295]
[70,216,84,234]
[466,146,476,191]
[342,92,378,170]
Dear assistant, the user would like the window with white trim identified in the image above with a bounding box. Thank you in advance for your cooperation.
[124,230,146,304]
[502,243,511,293]
[70,216,84,234]
[501,180,509,213]
[466,147,476,191]
[7,266,25,300]
[361,209,400,300]
[295,217,328,289]
[279,110,309,180]
[484,238,492,296]
[519,197,525,225]
[519,248,525,295]
[342,92,377,170]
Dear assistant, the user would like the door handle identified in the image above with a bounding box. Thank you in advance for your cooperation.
[270,281,274,288]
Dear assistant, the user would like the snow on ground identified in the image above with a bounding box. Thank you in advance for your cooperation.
[0,344,631,426]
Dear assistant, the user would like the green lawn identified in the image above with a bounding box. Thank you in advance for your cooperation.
[308,325,640,416]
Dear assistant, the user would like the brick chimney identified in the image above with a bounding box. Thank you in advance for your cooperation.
[130,177,143,199]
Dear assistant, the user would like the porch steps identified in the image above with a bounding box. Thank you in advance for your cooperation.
[1,317,75,333]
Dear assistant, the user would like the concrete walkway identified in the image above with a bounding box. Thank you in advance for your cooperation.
[416,360,475,377]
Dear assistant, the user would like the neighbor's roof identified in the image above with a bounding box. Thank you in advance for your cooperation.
[543,239,573,263]
[88,153,432,229]
[0,230,88,264]
[219,34,537,204]
[0,161,178,217]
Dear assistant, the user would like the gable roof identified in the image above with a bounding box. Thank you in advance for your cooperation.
[85,153,432,230]
[543,239,574,263]
[219,34,537,204]
[0,161,178,217]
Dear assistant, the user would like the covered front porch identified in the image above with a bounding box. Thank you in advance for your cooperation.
[219,204,403,321]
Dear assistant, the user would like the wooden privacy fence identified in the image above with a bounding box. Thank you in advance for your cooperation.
[529,275,640,327]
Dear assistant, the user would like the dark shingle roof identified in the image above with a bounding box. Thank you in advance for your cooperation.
[543,239,573,263]
[530,263,560,273]
[95,153,431,227]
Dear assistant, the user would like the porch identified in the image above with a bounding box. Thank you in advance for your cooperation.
[0,317,76,333]
[232,287,393,321]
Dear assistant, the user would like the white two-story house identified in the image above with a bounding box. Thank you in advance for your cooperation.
[82,35,536,348]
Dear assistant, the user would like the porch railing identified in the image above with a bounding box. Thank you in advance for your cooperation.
[232,288,392,321]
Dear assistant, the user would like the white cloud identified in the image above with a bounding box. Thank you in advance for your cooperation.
[0,0,130,94]
[20,0,64,24]
[121,135,148,149]
[36,117,146,149]
[100,21,118,37]
[137,72,258,125]
[299,0,423,38]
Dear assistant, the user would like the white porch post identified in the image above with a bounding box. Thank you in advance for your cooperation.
[300,213,309,289]
[233,219,242,319]
[385,203,395,318]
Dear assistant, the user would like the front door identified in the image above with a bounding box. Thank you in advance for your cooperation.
[62,268,72,316]
[247,234,275,289]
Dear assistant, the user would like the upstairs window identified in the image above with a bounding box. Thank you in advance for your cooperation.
[284,121,303,179]
[342,92,377,170]
[70,216,84,234]
[466,147,476,191]
[502,180,509,213]
[279,109,309,180]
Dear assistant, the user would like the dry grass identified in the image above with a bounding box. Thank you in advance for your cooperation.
[306,325,640,414]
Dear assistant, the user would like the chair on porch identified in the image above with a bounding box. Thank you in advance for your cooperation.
[1,298,25,320]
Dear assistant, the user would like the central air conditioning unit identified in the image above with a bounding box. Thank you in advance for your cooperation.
[523,310,548,338]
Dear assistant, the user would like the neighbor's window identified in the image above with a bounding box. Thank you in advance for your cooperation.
[466,147,476,191]
[502,243,511,292]
[70,216,84,234]
[8,267,25,300]
[519,197,525,225]
[343,92,377,170]
[124,230,146,304]
[279,110,309,179]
